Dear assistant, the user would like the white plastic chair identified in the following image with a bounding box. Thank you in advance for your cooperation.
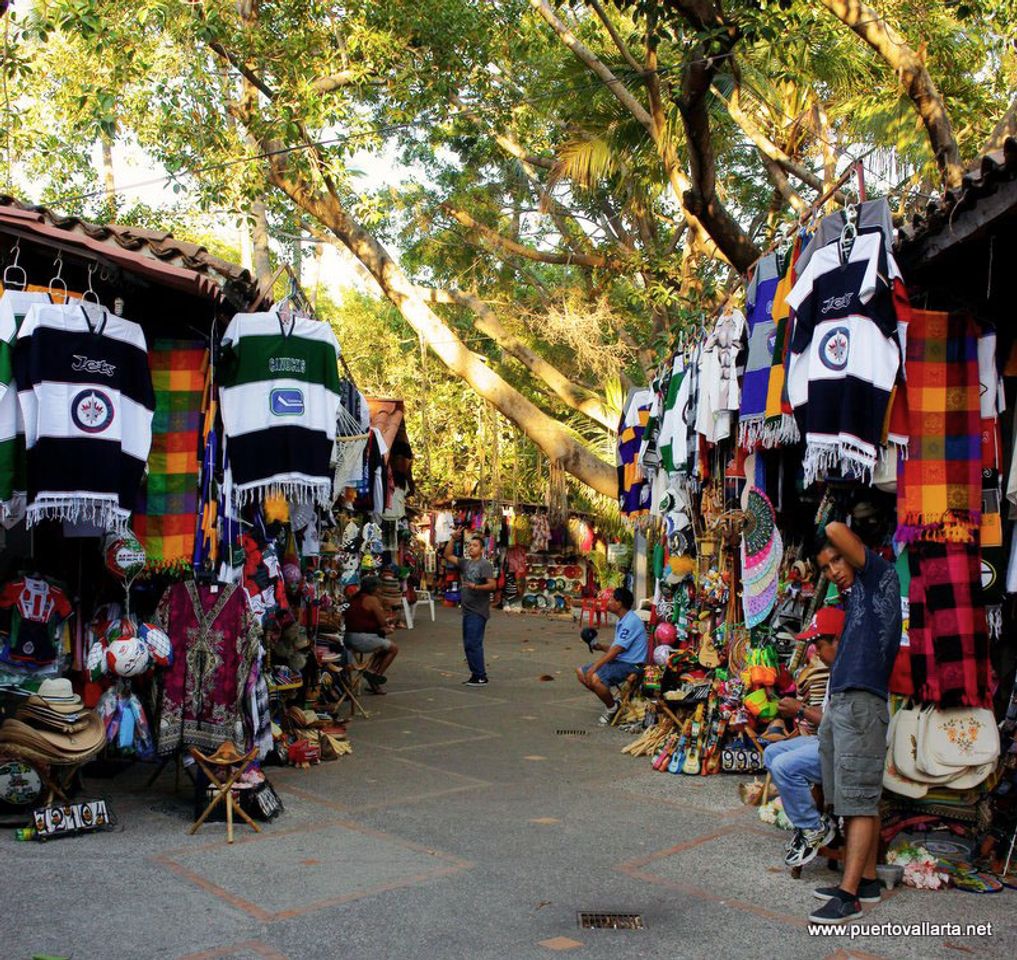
[412,589,436,623]
[401,596,414,630]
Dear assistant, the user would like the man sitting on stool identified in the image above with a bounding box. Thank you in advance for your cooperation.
[576,588,647,724]
[764,606,843,868]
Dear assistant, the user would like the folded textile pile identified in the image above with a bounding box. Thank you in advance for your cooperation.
[0,677,105,761]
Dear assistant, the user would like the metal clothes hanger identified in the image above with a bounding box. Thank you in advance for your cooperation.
[2,239,27,291]
[82,262,101,305]
[48,252,68,302]
[838,202,858,263]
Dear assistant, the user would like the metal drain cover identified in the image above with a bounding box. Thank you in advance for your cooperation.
[556,729,587,736]
[578,912,645,930]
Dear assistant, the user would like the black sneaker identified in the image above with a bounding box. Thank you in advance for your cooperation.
[808,892,863,925]
[463,677,489,686]
[813,878,882,903]
[784,817,836,868]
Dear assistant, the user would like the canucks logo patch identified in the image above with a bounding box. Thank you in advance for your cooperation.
[71,389,115,433]
[270,387,305,416]
[819,326,850,371]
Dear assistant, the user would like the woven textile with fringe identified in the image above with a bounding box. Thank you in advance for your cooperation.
[132,341,207,574]
[897,310,981,543]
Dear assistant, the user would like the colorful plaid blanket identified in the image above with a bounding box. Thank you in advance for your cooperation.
[132,341,207,573]
[897,310,981,543]
[907,541,993,709]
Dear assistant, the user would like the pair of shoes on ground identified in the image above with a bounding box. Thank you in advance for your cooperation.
[598,700,620,724]
[808,879,883,925]
[364,671,388,694]
[462,676,489,686]
[784,817,836,867]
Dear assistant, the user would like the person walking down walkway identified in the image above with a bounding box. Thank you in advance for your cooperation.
[576,588,647,723]
[444,530,497,685]
[344,576,399,694]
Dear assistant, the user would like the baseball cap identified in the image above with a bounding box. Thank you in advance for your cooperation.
[796,606,845,642]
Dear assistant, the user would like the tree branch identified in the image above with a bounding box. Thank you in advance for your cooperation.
[982,95,1017,157]
[661,0,761,271]
[443,204,619,270]
[586,0,644,76]
[817,0,962,190]
[418,287,614,429]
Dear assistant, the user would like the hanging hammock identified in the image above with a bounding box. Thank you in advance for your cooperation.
[333,401,370,499]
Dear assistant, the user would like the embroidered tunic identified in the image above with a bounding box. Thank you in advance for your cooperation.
[154,581,258,756]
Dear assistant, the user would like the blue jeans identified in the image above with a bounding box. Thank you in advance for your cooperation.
[462,612,488,680]
[763,736,823,829]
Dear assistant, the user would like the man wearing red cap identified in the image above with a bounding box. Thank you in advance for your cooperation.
[763,606,844,868]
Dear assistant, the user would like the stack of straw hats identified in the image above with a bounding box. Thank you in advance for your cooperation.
[0,678,105,761]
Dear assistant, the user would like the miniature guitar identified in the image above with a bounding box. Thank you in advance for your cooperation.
[681,703,706,775]
[703,716,728,776]
[668,716,694,774]
[652,731,678,771]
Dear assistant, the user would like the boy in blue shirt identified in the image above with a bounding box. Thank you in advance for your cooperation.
[576,587,647,723]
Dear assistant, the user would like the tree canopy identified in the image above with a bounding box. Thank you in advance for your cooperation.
[2,0,1014,500]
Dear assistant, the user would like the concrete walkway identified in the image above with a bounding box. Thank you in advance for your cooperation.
[7,607,1014,960]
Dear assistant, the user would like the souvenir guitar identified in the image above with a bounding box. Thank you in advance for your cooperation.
[705,716,728,776]
[667,714,694,774]
[681,702,706,775]
[652,729,679,771]
[697,690,720,774]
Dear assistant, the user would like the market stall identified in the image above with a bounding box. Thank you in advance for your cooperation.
[0,197,391,830]
[614,172,1017,890]
[424,499,608,617]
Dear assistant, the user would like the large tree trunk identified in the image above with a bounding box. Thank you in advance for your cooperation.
[817,0,963,190]
[100,135,117,216]
[265,162,619,497]
[251,199,273,287]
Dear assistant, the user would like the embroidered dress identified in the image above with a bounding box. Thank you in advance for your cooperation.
[785,232,902,486]
[219,309,341,508]
[13,302,154,531]
[154,581,259,756]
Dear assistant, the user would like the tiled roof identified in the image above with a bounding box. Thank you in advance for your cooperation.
[897,137,1017,266]
[0,195,266,308]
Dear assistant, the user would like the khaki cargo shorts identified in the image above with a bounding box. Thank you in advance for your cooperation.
[818,690,889,817]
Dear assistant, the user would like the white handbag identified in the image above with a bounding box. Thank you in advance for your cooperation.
[893,707,956,785]
[916,706,999,776]
[946,759,997,791]
[883,712,929,798]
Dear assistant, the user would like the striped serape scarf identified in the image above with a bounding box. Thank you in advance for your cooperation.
[132,340,207,573]
[897,310,981,543]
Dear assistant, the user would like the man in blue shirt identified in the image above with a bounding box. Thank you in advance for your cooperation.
[808,520,901,926]
[575,587,647,724]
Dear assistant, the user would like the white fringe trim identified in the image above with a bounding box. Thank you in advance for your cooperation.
[738,416,766,450]
[803,441,876,488]
[26,495,129,532]
[761,415,799,449]
[234,479,333,510]
[987,605,1002,641]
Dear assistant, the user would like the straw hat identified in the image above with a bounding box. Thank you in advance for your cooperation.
[0,713,105,758]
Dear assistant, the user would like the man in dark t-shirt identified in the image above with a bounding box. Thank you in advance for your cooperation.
[444,531,497,685]
[809,521,901,926]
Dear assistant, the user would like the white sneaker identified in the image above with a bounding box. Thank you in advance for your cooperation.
[598,701,621,725]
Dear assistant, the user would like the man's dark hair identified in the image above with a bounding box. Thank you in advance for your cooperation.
[359,575,380,595]
[813,533,835,559]
[469,535,484,546]
[612,587,634,610]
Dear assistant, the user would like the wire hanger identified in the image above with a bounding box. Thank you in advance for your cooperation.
[82,262,101,305]
[3,239,27,291]
[838,202,858,263]
[48,252,68,302]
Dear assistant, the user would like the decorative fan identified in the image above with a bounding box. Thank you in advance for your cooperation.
[743,488,776,556]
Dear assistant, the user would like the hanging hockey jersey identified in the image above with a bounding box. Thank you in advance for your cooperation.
[785,231,902,486]
[13,302,155,532]
[0,290,51,524]
[0,576,73,668]
[219,309,341,508]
